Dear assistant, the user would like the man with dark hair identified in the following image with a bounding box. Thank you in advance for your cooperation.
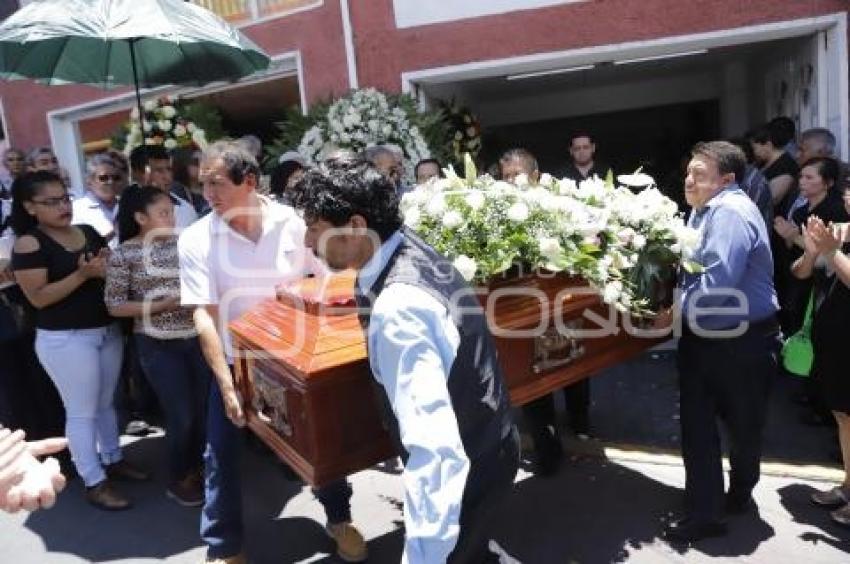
[179,140,366,564]
[768,116,797,155]
[290,157,519,564]
[127,144,198,230]
[414,158,441,185]
[660,140,780,543]
[563,133,610,183]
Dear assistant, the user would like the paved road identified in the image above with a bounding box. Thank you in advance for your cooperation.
[2,350,848,563]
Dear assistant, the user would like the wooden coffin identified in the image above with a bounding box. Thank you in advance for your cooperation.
[230,271,665,486]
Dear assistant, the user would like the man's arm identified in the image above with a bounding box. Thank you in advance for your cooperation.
[194,305,244,427]
[369,285,469,564]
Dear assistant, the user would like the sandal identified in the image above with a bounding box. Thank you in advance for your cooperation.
[830,503,850,526]
[811,486,850,508]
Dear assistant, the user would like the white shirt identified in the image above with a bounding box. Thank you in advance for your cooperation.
[72,192,120,247]
[178,196,320,360]
[358,231,469,564]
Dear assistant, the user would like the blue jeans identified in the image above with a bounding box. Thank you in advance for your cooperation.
[201,375,354,559]
[135,334,211,483]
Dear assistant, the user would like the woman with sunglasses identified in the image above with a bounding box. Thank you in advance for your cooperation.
[10,171,147,511]
[72,154,123,248]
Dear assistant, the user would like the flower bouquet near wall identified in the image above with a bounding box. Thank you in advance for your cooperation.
[437,99,482,169]
[400,157,701,316]
[267,88,449,183]
[113,96,226,155]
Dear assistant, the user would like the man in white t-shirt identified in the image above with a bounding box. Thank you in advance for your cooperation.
[178,140,366,564]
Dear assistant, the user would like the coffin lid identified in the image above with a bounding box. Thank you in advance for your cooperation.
[229,270,368,377]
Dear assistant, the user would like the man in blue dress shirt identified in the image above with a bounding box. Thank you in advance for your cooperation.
[291,155,520,563]
[661,141,781,543]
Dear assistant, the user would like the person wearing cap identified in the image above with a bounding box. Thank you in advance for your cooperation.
[269,151,307,204]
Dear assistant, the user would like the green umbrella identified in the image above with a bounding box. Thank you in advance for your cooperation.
[0,0,270,127]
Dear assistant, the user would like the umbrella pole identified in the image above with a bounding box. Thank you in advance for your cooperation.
[129,39,145,136]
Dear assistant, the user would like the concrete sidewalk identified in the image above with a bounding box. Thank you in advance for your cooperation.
[1,351,848,563]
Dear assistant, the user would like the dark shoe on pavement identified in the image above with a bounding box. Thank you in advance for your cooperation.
[811,486,850,508]
[167,475,205,507]
[86,480,131,511]
[106,460,151,482]
[663,517,727,544]
[725,493,756,515]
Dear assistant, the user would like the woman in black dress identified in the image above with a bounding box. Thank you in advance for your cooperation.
[792,160,850,526]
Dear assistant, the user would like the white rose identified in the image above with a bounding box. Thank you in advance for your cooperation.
[186,122,197,133]
[161,106,177,119]
[453,255,477,282]
[404,207,421,230]
[465,190,486,211]
[602,281,623,304]
[143,99,157,111]
[158,120,172,132]
[164,139,178,149]
[130,123,141,135]
[506,202,529,222]
[426,194,446,216]
[539,173,554,187]
[142,121,152,133]
[442,210,464,229]
[172,124,187,137]
[382,125,392,136]
[557,178,577,195]
[632,234,647,249]
[539,237,562,259]
[368,120,379,132]
[513,173,529,188]
[466,127,477,137]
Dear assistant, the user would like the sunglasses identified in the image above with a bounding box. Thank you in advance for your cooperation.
[96,174,123,183]
[32,194,72,207]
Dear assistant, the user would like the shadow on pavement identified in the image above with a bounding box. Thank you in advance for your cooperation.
[778,483,850,554]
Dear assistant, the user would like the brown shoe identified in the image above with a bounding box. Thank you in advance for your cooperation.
[167,475,205,507]
[106,460,150,482]
[326,522,367,563]
[86,480,131,511]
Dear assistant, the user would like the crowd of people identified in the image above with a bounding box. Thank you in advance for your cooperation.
[0,119,848,563]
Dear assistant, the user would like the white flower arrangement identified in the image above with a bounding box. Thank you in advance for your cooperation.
[296,88,432,183]
[123,96,208,156]
[401,157,701,315]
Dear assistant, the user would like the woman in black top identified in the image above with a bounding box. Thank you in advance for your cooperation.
[775,158,849,332]
[793,185,850,526]
[10,172,146,511]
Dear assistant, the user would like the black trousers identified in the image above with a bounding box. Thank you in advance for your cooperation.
[677,322,780,523]
[522,379,590,449]
[448,426,520,564]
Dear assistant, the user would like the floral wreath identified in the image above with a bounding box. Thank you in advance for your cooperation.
[438,99,482,168]
[118,96,222,156]
[295,88,433,183]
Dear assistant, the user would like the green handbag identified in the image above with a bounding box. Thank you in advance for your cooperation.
[781,291,814,377]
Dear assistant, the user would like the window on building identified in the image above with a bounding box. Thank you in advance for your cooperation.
[189,0,321,24]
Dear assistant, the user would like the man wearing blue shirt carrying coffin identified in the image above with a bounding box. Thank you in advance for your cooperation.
[290,154,520,564]
[658,141,781,544]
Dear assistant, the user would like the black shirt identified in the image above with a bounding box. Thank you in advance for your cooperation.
[791,191,849,228]
[763,152,800,219]
[12,224,111,330]
[562,162,612,183]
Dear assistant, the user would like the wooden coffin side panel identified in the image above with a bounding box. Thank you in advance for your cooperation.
[233,337,396,487]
